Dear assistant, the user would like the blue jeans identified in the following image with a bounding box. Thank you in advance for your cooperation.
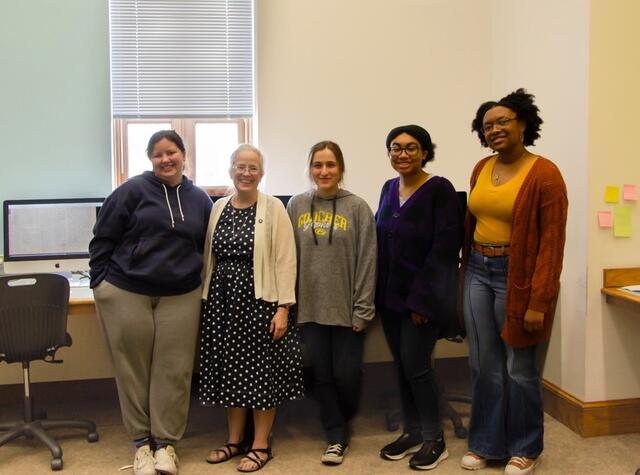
[463,250,543,459]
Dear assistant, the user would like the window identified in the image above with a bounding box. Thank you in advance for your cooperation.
[109,0,254,194]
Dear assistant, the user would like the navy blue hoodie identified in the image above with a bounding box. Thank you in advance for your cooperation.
[89,171,213,296]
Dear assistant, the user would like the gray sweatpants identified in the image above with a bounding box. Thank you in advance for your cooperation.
[93,280,202,443]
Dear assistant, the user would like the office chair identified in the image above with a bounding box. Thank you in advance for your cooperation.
[0,273,98,471]
[438,335,472,439]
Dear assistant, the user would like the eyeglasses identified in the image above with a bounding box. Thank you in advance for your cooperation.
[233,165,261,175]
[388,144,421,157]
[482,117,517,134]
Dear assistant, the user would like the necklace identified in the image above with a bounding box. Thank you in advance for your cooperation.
[493,151,528,185]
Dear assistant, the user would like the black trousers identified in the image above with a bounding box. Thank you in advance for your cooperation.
[302,322,365,445]
[380,309,442,440]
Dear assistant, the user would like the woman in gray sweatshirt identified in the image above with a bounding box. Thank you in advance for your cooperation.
[287,141,377,466]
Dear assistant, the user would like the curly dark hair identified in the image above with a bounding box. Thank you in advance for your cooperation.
[471,88,543,147]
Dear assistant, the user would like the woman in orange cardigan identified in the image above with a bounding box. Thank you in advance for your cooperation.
[461,89,568,475]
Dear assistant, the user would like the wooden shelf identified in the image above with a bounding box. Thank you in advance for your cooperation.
[602,267,640,311]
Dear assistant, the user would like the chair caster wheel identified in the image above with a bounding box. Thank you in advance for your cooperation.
[454,427,468,439]
[88,432,99,443]
[51,458,63,470]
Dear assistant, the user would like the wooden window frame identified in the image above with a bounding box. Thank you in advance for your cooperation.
[113,117,252,196]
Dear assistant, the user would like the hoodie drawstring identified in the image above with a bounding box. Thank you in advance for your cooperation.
[310,193,337,245]
[162,184,175,228]
[162,183,184,229]
[176,184,185,222]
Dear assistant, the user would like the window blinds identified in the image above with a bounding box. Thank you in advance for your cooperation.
[110,0,253,118]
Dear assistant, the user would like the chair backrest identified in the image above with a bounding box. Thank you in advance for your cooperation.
[0,273,70,364]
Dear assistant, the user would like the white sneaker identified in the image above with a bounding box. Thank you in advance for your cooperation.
[461,451,488,470]
[155,445,179,475]
[504,456,538,475]
[321,443,348,465]
[133,445,156,475]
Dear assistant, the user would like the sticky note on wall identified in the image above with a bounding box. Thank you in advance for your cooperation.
[597,211,612,228]
[623,184,637,201]
[613,206,632,237]
[605,186,620,203]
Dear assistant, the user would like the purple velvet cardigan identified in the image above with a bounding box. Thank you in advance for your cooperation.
[375,176,463,327]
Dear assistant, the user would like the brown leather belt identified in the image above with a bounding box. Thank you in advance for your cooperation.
[473,242,510,257]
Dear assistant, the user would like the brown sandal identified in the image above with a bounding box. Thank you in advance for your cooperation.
[206,442,247,464]
[236,448,273,472]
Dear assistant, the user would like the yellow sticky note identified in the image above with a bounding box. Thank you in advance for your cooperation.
[623,184,637,201]
[613,206,632,237]
[597,211,612,228]
[605,186,620,203]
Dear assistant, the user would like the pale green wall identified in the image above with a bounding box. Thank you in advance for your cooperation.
[0,0,111,253]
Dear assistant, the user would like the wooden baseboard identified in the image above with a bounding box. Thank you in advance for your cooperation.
[543,379,640,437]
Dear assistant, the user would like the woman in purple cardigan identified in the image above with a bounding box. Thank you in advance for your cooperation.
[376,124,463,470]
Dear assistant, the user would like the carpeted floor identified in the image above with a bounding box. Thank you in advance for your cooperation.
[1,360,638,474]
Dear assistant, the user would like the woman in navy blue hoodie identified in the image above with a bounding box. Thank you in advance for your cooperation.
[89,130,212,475]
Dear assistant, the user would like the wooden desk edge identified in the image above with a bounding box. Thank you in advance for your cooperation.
[602,267,640,311]
[69,298,96,316]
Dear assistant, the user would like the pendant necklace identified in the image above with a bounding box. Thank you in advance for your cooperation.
[493,151,528,185]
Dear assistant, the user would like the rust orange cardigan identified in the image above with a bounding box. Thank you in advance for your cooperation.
[461,155,568,348]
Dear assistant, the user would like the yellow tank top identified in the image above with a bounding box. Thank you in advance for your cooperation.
[468,156,538,244]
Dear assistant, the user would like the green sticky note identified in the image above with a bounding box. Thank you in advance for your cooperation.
[605,186,620,203]
[613,206,632,237]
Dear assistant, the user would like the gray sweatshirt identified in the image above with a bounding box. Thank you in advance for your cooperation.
[287,189,377,329]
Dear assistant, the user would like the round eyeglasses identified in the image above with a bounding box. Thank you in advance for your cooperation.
[233,165,261,175]
[388,144,421,157]
[482,117,517,134]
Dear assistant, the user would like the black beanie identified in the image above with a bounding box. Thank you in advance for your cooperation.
[385,124,435,162]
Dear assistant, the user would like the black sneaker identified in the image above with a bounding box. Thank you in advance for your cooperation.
[409,438,449,470]
[321,443,348,465]
[380,433,423,461]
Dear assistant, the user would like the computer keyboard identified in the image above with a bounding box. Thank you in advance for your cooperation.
[56,271,91,288]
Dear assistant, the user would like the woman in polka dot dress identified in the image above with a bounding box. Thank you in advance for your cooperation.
[199,144,304,472]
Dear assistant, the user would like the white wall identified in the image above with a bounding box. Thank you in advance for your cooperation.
[256,0,596,387]
[489,0,591,398]
[256,0,493,361]
[256,0,490,205]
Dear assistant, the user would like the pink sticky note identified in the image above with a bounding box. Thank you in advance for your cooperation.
[623,184,637,201]
[597,211,612,228]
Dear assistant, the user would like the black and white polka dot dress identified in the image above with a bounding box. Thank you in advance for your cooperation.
[199,202,304,409]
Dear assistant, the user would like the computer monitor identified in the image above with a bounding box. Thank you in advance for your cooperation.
[3,198,103,275]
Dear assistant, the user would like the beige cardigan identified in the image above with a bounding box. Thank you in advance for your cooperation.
[201,193,297,305]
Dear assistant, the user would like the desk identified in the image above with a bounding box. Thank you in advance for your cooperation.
[2,287,468,385]
[601,267,640,312]
[69,287,95,315]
